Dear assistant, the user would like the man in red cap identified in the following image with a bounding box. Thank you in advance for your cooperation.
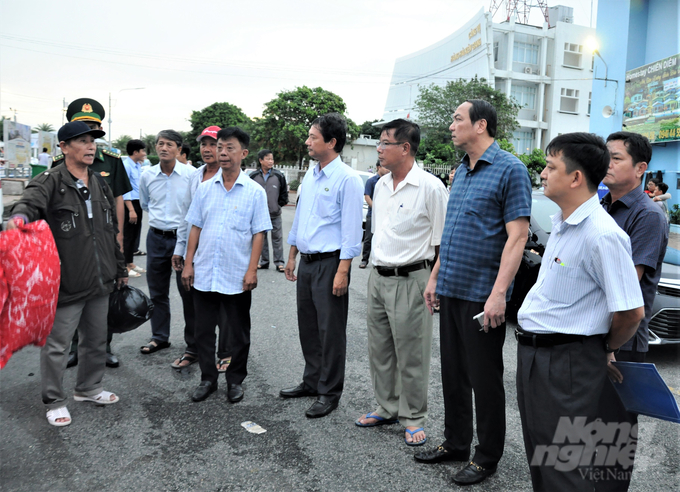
[170,126,231,370]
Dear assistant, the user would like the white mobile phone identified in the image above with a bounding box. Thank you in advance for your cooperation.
[473,312,485,328]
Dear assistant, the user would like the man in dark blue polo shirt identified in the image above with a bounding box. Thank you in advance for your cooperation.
[595,131,668,492]
[417,100,532,486]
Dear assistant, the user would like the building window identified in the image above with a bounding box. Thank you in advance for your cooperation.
[494,41,499,62]
[588,92,592,116]
[512,130,534,154]
[563,43,583,68]
[514,42,539,65]
[560,88,579,113]
[511,84,537,110]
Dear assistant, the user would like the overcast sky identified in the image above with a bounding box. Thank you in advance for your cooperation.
[0,0,597,142]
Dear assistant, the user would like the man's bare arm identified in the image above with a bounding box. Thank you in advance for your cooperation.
[483,217,529,330]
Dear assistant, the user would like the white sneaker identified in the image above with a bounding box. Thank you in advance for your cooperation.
[127,269,141,278]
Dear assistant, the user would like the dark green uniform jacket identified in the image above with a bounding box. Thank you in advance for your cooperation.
[12,165,127,306]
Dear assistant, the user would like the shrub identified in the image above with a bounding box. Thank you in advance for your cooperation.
[289,179,300,191]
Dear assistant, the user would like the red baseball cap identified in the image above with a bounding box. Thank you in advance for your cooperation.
[196,126,221,142]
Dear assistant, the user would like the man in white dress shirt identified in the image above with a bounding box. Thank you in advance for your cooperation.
[516,133,644,491]
[139,130,195,355]
[354,119,448,448]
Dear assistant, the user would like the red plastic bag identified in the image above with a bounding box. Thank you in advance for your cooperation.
[0,220,60,368]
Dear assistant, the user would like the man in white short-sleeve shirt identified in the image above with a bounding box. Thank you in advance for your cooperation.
[355,119,448,448]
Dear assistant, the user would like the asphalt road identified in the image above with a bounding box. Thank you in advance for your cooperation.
[1,205,679,492]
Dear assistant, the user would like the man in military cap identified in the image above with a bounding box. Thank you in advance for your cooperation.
[54,98,133,369]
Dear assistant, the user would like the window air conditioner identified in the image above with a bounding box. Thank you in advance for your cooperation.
[524,67,532,74]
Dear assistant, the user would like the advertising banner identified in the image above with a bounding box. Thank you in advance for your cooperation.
[3,121,32,170]
[624,53,680,143]
[38,131,58,156]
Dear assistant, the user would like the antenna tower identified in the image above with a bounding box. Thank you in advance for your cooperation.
[489,0,550,25]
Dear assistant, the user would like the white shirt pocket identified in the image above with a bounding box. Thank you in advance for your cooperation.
[542,263,586,305]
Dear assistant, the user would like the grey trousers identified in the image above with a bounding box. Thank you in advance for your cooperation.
[366,267,432,428]
[260,214,284,266]
[41,295,109,410]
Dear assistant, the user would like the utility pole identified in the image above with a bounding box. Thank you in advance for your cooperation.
[108,92,112,149]
[62,98,67,126]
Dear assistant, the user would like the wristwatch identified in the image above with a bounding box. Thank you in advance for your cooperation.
[604,338,619,354]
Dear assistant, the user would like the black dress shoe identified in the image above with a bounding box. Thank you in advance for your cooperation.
[452,461,496,485]
[305,396,339,418]
[106,352,119,368]
[280,382,318,398]
[227,384,244,403]
[191,381,217,402]
[66,351,78,368]
[414,445,469,464]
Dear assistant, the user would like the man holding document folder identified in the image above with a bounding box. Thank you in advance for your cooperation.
[516,133,644,492]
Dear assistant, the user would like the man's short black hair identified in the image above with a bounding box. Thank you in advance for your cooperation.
[658,182,669,193]
[311,113,347,153]
[380,119,420,156]
[42,147,48,152]
[216,127,250,149]
[156,129,183,147]
[258,149,272,162]
[466,99,497,138]
[126,139,146,155]
[180,142,191,158]
[606,131,652,166]
[546,133,609,193]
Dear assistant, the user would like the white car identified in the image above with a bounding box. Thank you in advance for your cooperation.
[296,169,374,227]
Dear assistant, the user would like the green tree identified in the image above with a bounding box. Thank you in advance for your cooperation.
[33,123,55,133]
[142,134,157,154]
[0,116,6,141]
[112,134,134,153]
[414,76,521,165]
[186,102,251,162]
[359,119,382,139]
[252,86,356,165]
[518,147,547,183]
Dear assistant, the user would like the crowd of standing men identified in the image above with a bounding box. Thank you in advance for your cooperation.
[6,94,670,491]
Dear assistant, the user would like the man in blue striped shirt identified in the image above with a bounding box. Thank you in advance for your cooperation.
[182,127,271,403]
[418,100,531,486]
[517,133,644,491]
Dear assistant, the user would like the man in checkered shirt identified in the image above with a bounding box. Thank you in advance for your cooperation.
[418,100,532,486]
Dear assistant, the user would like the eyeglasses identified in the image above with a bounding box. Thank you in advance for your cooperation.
[376,141,405,149]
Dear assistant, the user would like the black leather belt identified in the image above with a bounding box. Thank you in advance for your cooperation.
[300,250,340,262]
[150,227,177,238]
[515,328,594,348]
[375,260,429,277]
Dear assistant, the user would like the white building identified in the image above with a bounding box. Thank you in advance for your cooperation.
[341,134,379,172]
[381,6,595,154]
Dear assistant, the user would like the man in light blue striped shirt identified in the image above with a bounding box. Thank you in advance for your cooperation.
[281,113,364,419]
[516,133,644,491]
[181,127,271,404]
